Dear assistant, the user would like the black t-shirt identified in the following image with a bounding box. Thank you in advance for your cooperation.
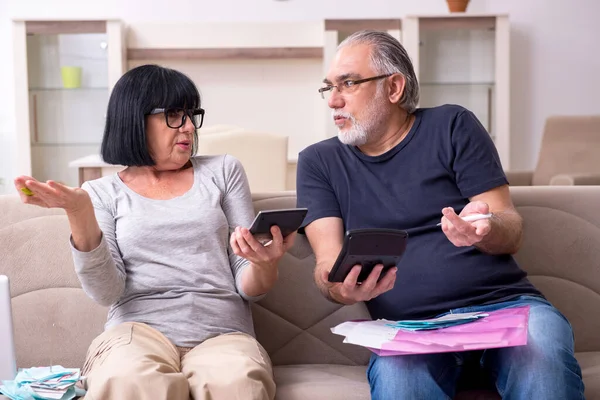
[296,104,541,320]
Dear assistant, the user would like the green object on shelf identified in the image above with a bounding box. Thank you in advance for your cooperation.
[20,187,34,196]
[60,66,82,89]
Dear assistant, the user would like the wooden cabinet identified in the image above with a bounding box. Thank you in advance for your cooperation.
[12,19,125,186]
[402,14,511,169]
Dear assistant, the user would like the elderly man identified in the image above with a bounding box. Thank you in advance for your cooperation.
[296,30,584,400]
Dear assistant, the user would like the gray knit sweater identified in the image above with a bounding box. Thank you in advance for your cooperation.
[70,155,260,347]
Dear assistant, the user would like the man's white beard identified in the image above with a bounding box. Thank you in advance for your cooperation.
[333,111,368,146]
[333,91,383,147]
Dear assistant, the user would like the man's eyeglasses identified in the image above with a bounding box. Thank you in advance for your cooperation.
[318,74,393,99]
[149,107,205,129]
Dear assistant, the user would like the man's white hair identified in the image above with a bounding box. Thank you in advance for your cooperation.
[338,30,420,114]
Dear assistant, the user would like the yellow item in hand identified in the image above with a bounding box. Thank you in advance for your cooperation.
[21,187,34,196]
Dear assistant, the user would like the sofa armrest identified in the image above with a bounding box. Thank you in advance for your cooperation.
[505,170,533,186]
[549,173,600,185]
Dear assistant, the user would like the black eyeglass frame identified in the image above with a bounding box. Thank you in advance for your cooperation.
[318,74,394,99]
[149,107,206,129]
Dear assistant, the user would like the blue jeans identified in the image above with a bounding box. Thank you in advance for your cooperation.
[366,295,585,400]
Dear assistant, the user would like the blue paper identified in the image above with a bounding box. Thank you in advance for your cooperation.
[0,366,84,400]
[385,311,489,331]
[0,380,35,400]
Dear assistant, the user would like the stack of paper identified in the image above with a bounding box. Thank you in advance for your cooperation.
[0,366,86,400]
[385,311,489,331]
[331,306,530,356]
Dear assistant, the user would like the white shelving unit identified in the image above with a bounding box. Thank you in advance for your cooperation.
[402,14,511,169]
[12,19,125,186]
[12,17,512,188]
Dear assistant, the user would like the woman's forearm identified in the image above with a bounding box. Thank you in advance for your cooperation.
[67,201,103,252]
[240,262,279,298]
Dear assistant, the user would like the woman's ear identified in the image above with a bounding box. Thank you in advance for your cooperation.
[388,74,406,104]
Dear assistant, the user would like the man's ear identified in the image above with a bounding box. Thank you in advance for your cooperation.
[388,73,406,104]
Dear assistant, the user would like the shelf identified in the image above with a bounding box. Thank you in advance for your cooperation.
[127,47,323,61]
[325,19,402,32]
[24,20,108,35]
[406,14,502,31]
[420,82,495,86]
[31,143,101,147]
[29,87,108,91]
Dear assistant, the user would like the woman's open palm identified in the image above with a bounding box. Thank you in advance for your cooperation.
[14,176,91,213]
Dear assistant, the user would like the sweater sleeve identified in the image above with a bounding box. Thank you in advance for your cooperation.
[220,155,266,302]
[70,181,126,307]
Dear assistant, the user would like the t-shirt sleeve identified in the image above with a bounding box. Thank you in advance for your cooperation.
[296,147,342,230]
[450,109,509,198]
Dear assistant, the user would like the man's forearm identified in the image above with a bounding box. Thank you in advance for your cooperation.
[475,210,523,255]
[314,262,344,304]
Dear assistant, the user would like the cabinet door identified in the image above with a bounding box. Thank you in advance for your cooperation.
[27,33,109,146]
[418,27,496,133]
[14,20,123,183]
[29,88,108,145]
[402,15,510,169]
[23,25,116,186]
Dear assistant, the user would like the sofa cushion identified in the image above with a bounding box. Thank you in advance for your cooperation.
[511,187,600,353]
[273,365,369,400]
[577,352,600,398]
[273,364,503,400]
[252,193,373,367]
[12,287,107,370]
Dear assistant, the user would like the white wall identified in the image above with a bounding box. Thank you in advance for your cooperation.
[481,0,600,173]
[0,0,13,194]
[1,0,599,193]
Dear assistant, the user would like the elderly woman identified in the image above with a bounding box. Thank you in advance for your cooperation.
[14,64,293,400]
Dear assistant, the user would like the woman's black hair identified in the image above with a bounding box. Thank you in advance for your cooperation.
[100,64,201,166]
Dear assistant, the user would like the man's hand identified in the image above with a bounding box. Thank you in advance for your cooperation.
[440,201,492,247]
[320,264,397,305]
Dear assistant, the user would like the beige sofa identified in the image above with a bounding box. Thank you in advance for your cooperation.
[1,186,600,399]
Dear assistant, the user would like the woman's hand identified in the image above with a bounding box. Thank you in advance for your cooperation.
[231,225,297,297]
[14,176,91,214]
[230,225,296,269]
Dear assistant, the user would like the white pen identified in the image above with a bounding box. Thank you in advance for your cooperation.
[437,213,493,226]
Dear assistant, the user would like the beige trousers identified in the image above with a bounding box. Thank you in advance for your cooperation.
[81,322,275,400]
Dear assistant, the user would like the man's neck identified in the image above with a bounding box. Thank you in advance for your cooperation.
[358,110,414,157]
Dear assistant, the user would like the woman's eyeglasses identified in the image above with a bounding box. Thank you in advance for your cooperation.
[149,108,205,129]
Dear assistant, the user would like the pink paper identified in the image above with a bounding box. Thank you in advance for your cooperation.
[372,306,530,356]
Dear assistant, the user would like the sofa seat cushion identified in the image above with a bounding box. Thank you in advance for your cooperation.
[2,354,597,400]
[273,365,369,400]
[272,364,501,400]
[576,351,600,399]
